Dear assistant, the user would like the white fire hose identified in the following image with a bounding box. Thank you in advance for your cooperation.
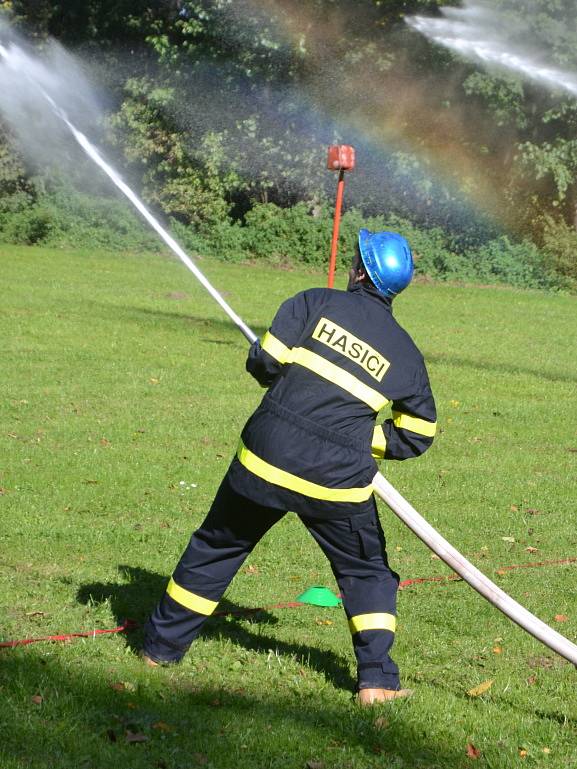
[373,473,577,665]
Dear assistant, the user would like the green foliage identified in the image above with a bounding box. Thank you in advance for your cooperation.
[466,235,562,290]
[1,204,55,245]
[242,202,331,265]
[174,203,569,293]
[0,131,34,225]
[2,0,577,293]
[540,215,577,288]
[519,135,577,200]
[107,77,243,229]
[0,179,160,250]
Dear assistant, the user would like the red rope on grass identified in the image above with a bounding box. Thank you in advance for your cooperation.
[0,619,138,649]
[399,574,462,588]
[2,557,575,650]
[494,556,577,575]
[214,600,305,616]
[397,556,577,589]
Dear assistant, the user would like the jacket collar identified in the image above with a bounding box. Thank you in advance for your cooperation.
[347,282,393,310]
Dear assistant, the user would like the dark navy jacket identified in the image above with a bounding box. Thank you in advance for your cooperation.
[226,283,437,519]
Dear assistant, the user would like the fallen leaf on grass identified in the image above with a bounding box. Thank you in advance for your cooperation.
[466,743,481,759]
[554,614,568,622]
[467,679,493,697]
[542,747,551,754]
[373,716,389,730]
[527,675,537,686]
[30,694,43,705]
[0,487,6,495]
[152,721,173,733]
[125,731,148,743]
[501,536,515,543]
[518,747,528,758]
[315,619,333,626]
[492,646,502,654]
[525,546,539,554]
[244,564,259,574]
[510,505,519,512]
[110,681,137,693]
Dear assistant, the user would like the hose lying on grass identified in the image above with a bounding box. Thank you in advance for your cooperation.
[373,473,577,666]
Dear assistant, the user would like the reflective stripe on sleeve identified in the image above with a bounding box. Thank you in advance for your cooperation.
[371,424,387,460]
[392,411,437,437]
[237,441,374,502]
[166,578,218,615]
[291,348,389,412]
[261,331,291,364]
[348,612,397,634]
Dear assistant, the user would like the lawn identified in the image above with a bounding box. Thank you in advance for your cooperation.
[1,244,576,769]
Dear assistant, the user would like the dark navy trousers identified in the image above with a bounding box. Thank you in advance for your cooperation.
[143,477,401,690]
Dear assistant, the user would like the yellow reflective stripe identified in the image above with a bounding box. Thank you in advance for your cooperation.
[392,411,437,437]
[371,424,387,460]
[349,613,396,634]
[261,331,291,364]
[166,578,218,615]
[291,348,389,412]
[237,441,374,502]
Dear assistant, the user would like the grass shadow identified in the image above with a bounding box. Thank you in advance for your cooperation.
[0,649,465,769]
[424,350,577,386]
[77,565,355,692]
[84,298,269,342]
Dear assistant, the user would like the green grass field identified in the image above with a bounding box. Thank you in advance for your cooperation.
[1,244,576,769]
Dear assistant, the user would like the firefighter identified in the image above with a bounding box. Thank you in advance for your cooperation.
[142,229,437,705]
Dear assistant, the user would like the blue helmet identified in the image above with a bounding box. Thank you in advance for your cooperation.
[358,229,414,297]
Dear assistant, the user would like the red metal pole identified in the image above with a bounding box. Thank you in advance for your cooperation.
[328,169,345,288]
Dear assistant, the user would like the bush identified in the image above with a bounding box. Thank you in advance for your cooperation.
[242,202,331,266]
[176,203,566,293]
[1,205,58,245]
[466,236,562,290]
[540,216,577,290]
[1,180,570,294]
[0,180,161,252]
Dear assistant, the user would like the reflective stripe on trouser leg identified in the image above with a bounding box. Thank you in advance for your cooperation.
[143,476,285,663]
[301,503,401,690]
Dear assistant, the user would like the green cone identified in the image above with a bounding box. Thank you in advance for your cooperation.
[297,586,342,607]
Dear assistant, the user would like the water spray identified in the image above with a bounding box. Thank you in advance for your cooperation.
[407,4,577,99]
[0,41,256,344]
[1,37,576,668]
